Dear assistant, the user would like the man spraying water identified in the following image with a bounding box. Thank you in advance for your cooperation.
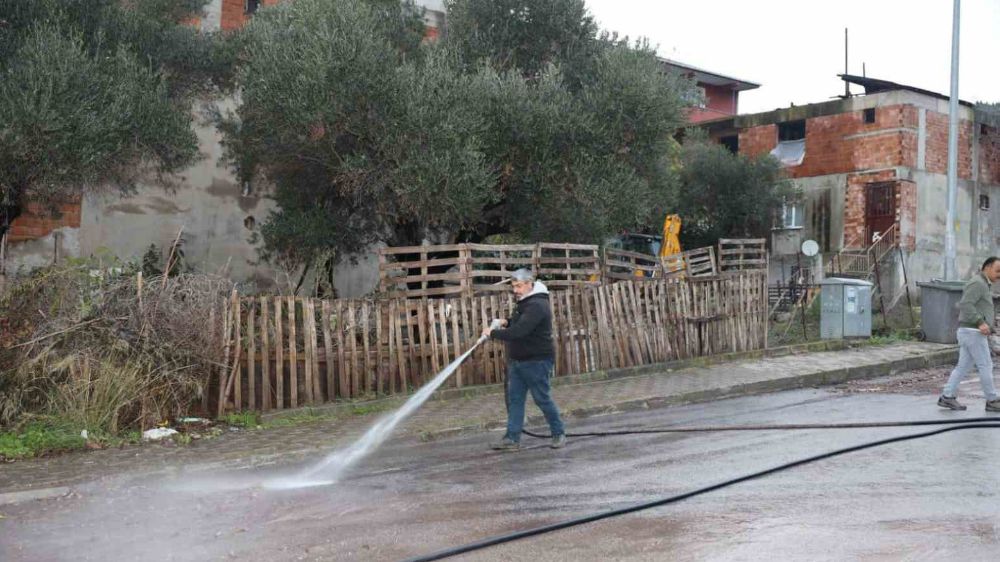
[482,269,567,451]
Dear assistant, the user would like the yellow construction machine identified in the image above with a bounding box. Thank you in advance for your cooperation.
[605,214,682,278]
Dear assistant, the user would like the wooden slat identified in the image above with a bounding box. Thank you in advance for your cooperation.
[362,303,373,395]
[465,243,537,251]
[247,300,256,411]
[216,296,232,416]
[379,243,468,254]
[310,298,322,402]
[260,297,271,411]
[303,298,314,404]
[449,299,462,386]
[376,302,387,395]
[232,295,242,410]
[384,285,466,298]
[348,300,360,396]
[378,257,469,271]
[274,297,284,409]
[287,296,298,408]
[428,300,441,374]
[322,300,335,401]
[336,300,349,398]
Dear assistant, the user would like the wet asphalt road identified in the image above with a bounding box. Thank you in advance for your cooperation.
[3,377,1000,561]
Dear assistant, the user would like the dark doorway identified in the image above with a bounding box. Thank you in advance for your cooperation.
[864,182,896,245]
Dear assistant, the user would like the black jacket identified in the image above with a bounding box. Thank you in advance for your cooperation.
[490,283,554,361]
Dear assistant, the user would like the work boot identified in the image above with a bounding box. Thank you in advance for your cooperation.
[550,434,567,449]
[491,437,520,451]
[938,395,967,411]
[986,399,1000,413]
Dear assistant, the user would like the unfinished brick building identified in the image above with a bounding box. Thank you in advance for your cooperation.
[705,75,1000,299]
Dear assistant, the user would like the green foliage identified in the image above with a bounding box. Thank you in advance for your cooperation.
[479,43,687,243]
[0,419,85,460]
[0,0,208,233]
[221,0,495,270]
[140,239,190,278]
[221,411,261,428]
[221,0,692,274]
[445,0,602,86]
[675,132,795,249]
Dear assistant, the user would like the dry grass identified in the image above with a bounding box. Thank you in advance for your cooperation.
[0,264,233,432]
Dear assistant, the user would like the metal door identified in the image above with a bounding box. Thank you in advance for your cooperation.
[865,182,896,244]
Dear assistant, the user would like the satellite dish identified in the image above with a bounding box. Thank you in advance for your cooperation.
[801,239,819,257]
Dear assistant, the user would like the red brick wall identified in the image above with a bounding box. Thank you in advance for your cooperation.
[843,169,899,247]
[739,124,776,158]
[7,201,82,243]
[703,84,736,116]
[979,124,1000,184]
[924,111,973,178]
[737,105,989,184]
[738,107,910,176]
[221,0,282,31]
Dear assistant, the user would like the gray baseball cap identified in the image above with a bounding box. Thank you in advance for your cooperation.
[510,268,535,283]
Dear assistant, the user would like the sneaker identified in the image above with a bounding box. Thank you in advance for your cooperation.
[491,437,520,451]
[986,399,1000,413]
[550,434,567,449]
[938,395,967,411]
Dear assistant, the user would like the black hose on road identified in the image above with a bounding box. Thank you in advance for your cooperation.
[403,422,1000,562]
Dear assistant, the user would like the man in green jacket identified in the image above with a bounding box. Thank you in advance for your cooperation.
[939,256,1000,411]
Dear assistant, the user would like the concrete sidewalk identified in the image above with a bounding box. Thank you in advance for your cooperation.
[0,340,957,502]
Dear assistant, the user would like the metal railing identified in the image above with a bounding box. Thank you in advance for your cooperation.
[824,223,898,279]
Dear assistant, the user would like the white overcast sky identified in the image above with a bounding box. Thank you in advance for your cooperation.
[584,0,1000,114]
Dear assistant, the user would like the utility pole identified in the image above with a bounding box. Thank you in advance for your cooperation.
[944,0,961,280]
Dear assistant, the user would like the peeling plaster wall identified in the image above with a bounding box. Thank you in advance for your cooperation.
[77,100,281,291]
[5,227,80,274]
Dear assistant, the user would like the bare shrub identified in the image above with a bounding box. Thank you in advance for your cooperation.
[0,264,233,430]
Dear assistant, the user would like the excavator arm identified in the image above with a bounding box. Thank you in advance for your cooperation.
[659,214,682,258]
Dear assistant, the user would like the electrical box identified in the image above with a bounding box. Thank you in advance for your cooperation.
[820,278,873,339]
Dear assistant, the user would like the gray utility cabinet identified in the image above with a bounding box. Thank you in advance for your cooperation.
[820,278,873,339]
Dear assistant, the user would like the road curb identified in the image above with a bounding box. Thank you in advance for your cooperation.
[260,339,852,422]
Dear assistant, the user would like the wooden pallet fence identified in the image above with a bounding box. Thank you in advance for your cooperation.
[536,243,602,289]
[224,272,768,412]
[377,244,469,299]
[718,238,768,271]
[603,248,662,281]
[378,242,601,299]
[466,243,536,294]
[660,246,718,278]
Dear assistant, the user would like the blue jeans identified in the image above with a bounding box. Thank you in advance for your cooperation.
[505,359,564,442]
[944,328,999,400]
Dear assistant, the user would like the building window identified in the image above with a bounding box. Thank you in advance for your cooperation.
[683,86,707,109]
[776,201,805,229]
[981,195,990,211]
[245,0,260,15]
[777,120,805,142]
[772,120,806,166]
[720,135,739,154]
[864,108,876,124]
